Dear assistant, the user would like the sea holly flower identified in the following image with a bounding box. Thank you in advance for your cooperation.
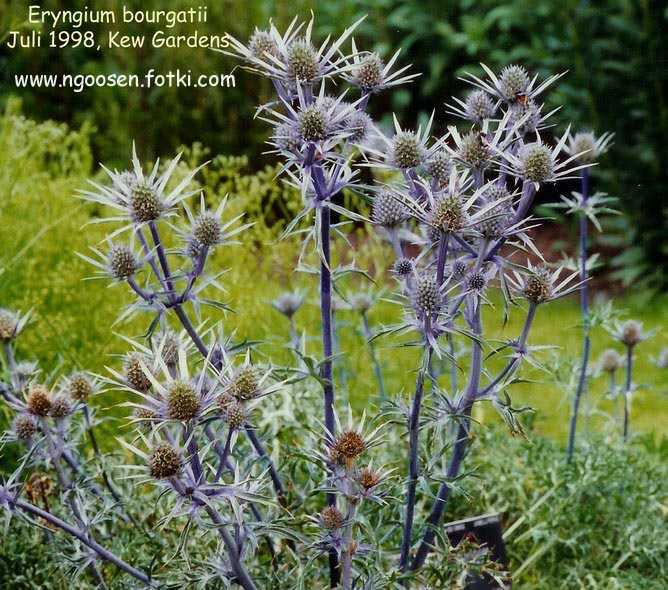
[507,262,581,305]
[363,113,448,172]
[464,63,565,103]
[500,128,592,187]
[223,16,364,86]
[342,40,419,94]
[566,131,614,164]
[447,89,499,122]
[78,144,204,232]
[0,308,31,343]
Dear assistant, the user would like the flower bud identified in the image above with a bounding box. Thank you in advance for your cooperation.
[499,65,530,99]
[130,183,163,223]
[230,366,261,401]
[26,385,51,416]
[352,53,385,91]
[619,320,643,346]
[13,414,38,439]
[457,132,491,168]
[192,211,222,247]
[372,191,409,227]
[392,132,425,169]
[166,381,200,421]
[248,29,279,59]
[465,90,496,120]
[412,274,441,314]
[108,245,139,280]
[297,105,330,142]
[520,143,554,183]
[319,505,345,530]
[598,349,623,373]
[149,442,183,479]
[68,372,94,401]
[0,309,19,342]
[286,39,319,83]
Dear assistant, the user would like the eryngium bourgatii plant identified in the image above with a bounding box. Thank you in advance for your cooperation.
[0,16,599,590]
[226,17,586,585]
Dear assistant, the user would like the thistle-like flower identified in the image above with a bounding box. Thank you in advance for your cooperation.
[66,372,96,401]
[507,263,580,305]
[12,414,38,439]
[598,349,623,373]
[26,385,52,416]
[372,190,410,227]
[0,308,31,343]
[224,16,363,86]
[464,63,564,103]
[615,320,645,347]
[148,441,184,480]
[501,128,591,187]
[566,131,614,164]
[448,90,498,122]
[343,42,418,93]
[78,145,204,231]
[270,290,306,318]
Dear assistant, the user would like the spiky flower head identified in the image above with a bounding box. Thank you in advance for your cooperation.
[155,330,180,365]
[271,291,304,318]
[568,131,614,164]
[523,266,553,304]
[26,385,51,416]
[13,414,38,439]
[130,183,163,223]
[465,90,496,120]
[477,185,512,237]
[68,372,94,401]
[429,194,466,234]
[451,259,468,278]
[186,239,204,260]
[286,38,319,83]
[392,131,425,169]
[192,211,222,247]
[166,381,200,421]
[618,320,643,347]
[297,104,330,142]
[352,53,385,91]
[319,505,345,530]
[425,150,452,183]
[519,142,554,183]
[15,361,39,388]
[457,132,492,169]
[330,430,367,466]
[359,467,382,490]
[394,258,413,277]
[343,110,373,143]
[149,442,183,479]
[0,309,19,342]
[123,352,152,392]
[598,349,623,373]
[113,170,138,197]
[49,394,72,418]
[107,245,139,280]
[224,400,248,429]
[272,122,301,153]
[412,274,440,314]
[230,366,261,401]
[499,65,530,99]
[247,29,280,59]
[509,99,542,135]
[133,407,157,426]
[372,191,409,227]
[466,272,487,292]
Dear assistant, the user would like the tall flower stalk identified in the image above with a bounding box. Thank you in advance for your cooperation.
[564,131,614,460]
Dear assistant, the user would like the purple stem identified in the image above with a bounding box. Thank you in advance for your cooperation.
[399,347,433,572]
[567,168,590,461]
[623,345,633,441]
[15,499,153,586]
[411,303,483,571]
